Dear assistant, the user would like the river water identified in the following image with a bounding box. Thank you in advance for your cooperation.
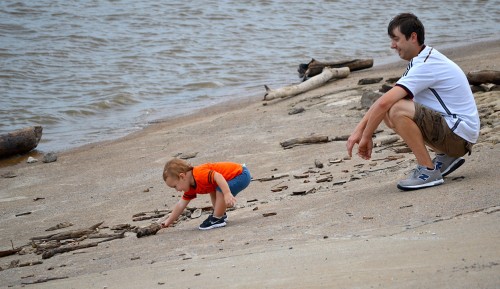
[1,0,498,152]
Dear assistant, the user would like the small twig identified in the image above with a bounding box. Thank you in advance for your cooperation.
[21,276,69,285]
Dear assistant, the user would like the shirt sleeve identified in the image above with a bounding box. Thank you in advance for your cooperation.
[397,63,436,98]
[182,189,197,201]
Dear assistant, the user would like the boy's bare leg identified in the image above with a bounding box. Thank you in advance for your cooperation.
[212,191,227,219]
[210,191,216,209]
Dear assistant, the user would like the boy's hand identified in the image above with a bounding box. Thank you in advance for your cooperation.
[156,216,168,229]
[224,194,237,207]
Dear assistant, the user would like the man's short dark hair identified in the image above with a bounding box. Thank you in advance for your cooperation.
[388,13,425,46]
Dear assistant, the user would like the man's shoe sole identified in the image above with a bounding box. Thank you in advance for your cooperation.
[441,158,465,177]
[397,179,444,191]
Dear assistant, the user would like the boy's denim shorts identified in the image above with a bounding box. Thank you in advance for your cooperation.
[216,165,251,196]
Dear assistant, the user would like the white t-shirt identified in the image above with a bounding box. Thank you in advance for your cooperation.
[396,46,480,143]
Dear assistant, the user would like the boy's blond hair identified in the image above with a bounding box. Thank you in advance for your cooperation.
[163,158,193,182]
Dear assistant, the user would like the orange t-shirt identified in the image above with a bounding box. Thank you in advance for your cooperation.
[182,162,243,201]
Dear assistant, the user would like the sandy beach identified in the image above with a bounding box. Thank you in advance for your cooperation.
[1,39,499,289]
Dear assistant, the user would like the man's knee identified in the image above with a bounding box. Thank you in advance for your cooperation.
[383,114,394,129]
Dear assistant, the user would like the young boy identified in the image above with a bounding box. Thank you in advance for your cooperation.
[159,158,251,230]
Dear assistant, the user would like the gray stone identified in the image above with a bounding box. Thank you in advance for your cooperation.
[361,91,383,109]
[42,152,58,163]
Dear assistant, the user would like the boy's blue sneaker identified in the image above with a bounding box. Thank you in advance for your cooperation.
[397,165,444,191]
[433,154,465,177]
[199,215,226,230]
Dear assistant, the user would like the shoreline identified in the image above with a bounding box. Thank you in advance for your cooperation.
[0,38,499,288]
[1,37,498,170]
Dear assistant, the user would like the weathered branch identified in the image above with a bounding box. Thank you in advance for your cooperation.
[299,58,373,80]
[264,67,350,101]
[280,135,329,149]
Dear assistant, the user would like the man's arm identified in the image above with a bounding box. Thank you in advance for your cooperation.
[347,86,408,159]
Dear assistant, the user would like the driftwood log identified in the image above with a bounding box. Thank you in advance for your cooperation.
[299,58,373,80]
[280,135,329,149]
[466,70,500,85]
[264,67,350,101]
[0,126,43,158]
[136,223,162,238]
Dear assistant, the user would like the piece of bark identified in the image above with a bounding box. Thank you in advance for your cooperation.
[15,211,31,217]
[316,176,333,183]
[270,185,288,192]
[330,135,350,141]
[379,83,394,93]
[0,126,43,158]
[255,173,290,182]
[45,222,73,231]
[136,223,162,238]
[132,209,171,218]
[264,67,350,101]
[298,58,373,80]
[288,107,305,115]
[386,77,400,83]
[466,70,500,85]
[394,147,412,153]
[280,135,329,149]
[0,248,22,258]
[293,174,309,179]
[132,214,167,222]
[358,77,383,85]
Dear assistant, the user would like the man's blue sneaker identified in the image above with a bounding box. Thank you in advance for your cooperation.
[433,154,465,177]
[397,165,444,191]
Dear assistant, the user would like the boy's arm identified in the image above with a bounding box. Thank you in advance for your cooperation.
[213,172,236,207]
[159,198,190,229]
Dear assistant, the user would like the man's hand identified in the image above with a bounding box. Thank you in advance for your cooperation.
[346,131,362,158]
[357,137,373,160]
